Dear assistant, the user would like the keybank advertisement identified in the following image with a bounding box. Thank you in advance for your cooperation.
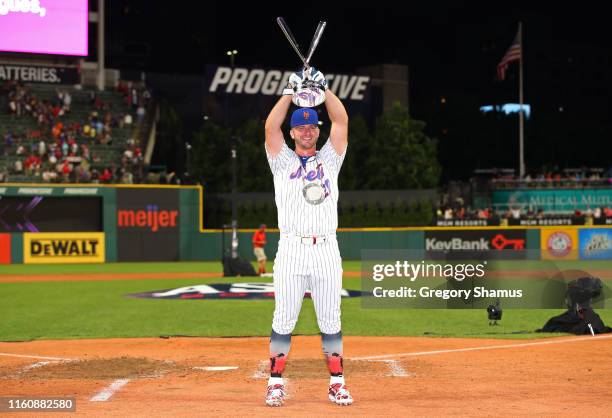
[424,230,527,260]
[23,232,105,264]
[493,189,612,212]
[579,228,612,259]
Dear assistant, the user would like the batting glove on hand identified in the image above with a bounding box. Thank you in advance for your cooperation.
[306,67,328,90]
[282,71,303,96]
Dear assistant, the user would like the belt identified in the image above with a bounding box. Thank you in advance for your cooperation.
[281,233,332,245]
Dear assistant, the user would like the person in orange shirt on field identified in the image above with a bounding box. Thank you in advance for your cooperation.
[252,224,267,275]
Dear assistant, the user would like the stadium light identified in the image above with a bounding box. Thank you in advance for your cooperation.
[226,49,238,67]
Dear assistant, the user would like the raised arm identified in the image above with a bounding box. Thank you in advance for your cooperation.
[324,89,348,155]
[265,95,292,157]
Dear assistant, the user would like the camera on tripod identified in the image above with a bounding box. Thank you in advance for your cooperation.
[487,299,502,326]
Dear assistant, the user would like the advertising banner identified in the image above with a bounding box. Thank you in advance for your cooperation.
[116,188,180,261]
[541,229,578,260]
[0,64,80,84]
[424,229,527,260]
[493,189,612,212]
[579,228,612,260]
[23,232,105,264]
[206,66,370,101]
[0,196,102,232]
[0,233,10,264]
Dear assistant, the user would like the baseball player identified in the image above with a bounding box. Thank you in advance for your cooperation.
[253,224,267,275]
[263,67,352,407]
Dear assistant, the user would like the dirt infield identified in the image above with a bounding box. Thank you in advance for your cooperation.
[2,335,612,416]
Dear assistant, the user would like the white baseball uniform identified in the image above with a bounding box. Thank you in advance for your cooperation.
[266,138,346,335]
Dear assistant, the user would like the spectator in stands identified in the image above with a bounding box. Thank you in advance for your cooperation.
[121,170,134,184]
[100,167,113,183]
[142,88,151,105]
[90,169,100,183]
[443,207,453,219]
[123,148,133,163]
[131,87,139,108]
[73,162,90,183]
[62,91,72,113]
[14,159,23,174]
[455,207,465,219]
[594,207,602,219]
[37,140,46,157]
[2,80,153,184]
[510,207,521,219]
[42,167,57,182]
[81,144,90,160]
[136,105,146,123]
[9,98,17,115]
[61,160,71,182]
[476,207,490,219]
[2,132,12,155]
[100,131,111,145]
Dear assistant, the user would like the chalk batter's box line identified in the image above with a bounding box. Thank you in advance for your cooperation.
[351,334,612,361]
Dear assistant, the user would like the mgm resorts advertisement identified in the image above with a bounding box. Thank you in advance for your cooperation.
[116,188,180,262]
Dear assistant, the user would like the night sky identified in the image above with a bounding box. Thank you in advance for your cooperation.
[105,1,612,180]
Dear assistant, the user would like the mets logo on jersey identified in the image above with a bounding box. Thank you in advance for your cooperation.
[289,163,331,200]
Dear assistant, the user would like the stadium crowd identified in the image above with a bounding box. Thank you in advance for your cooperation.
[0,80,151,184]
[484,168,612,188]
[438,205,612,221]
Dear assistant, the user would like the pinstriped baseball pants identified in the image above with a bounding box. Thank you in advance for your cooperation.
[271,237,343,335]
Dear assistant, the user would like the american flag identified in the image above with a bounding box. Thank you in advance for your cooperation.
[497,27,521,81]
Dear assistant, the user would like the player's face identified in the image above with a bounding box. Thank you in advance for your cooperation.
[291,124,320,151]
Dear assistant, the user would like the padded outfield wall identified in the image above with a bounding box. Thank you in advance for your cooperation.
[1,184,612,263]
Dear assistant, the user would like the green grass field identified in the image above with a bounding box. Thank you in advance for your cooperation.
[1,261,611,341]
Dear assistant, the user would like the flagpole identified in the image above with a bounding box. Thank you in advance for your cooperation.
[518,22,525,178]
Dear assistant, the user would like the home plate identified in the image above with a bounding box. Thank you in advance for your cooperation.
[194,366,239,371]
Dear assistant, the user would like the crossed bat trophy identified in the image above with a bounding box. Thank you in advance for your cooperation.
[277,17,327,108]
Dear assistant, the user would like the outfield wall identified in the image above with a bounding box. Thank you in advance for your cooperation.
[2,184,612,263]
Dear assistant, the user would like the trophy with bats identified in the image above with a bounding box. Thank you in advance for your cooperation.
[277,17,327,107]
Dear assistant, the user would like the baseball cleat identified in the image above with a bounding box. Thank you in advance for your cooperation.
[328,383,353,405]
[265,384,286,407]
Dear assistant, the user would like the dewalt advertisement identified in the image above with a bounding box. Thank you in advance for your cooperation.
[23,232,105,264]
